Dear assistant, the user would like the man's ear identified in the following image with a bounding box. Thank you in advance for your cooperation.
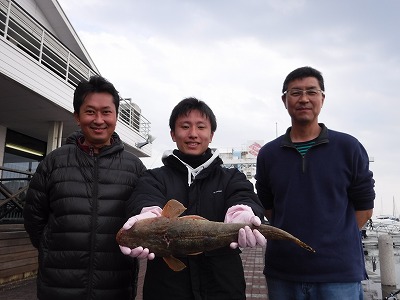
[74,112,80,126]
[281,95,287,109]
[170,130,176,142]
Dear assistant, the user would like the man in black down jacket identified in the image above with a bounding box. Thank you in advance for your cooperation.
[119,97,266,300]
[23,75,146,300]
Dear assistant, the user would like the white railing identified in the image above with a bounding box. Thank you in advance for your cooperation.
[372,222,400,235]
[119,98,151,139]
[0,0,93,86]
[0,0,150,138]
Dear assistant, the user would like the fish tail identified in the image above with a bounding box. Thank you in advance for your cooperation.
[256,224,315,252]
[295,238,315,252]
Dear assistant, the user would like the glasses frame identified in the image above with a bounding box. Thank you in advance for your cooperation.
[283,89,325,98]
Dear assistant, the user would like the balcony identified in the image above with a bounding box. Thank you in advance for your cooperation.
[0,0,150,146]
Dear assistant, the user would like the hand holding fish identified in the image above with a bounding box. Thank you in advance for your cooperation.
[224,205,267,249]
[235,226,266,248]
[119,206,162,259]
[116,200,315,271]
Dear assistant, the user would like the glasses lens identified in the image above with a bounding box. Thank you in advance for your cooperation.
[306,89,319,96]
[288,89,321,97]
[289,90,303,97]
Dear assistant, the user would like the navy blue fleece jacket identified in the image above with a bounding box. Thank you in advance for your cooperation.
[256,124,375,282]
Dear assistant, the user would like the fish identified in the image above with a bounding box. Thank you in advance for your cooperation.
[116,199,315,271]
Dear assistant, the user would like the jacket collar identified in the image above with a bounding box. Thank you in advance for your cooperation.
[162,148,221,186]
[66,130,123,156]
[281,123,329,147]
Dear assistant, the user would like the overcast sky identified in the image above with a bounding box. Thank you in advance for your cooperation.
[57,0,399,216]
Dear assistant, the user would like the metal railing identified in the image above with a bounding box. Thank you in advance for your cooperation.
[119,98,151,139]
[0,0,93,85]
[371,221,400,235]
[0,0,150,138]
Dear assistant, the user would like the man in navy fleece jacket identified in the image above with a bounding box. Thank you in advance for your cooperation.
[256,66,375,300]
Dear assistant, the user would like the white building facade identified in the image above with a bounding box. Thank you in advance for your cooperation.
[219,141,263,183]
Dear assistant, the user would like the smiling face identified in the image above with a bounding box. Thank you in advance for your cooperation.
[74,92,117,150]
[170,109,214,155]
[282,76,325,126]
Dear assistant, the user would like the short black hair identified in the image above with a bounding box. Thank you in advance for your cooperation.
[169,97,217,132]
[73,75,120,114]
[282,66,325,94]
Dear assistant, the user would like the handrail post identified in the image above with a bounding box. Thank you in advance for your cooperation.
[3,0,12,38]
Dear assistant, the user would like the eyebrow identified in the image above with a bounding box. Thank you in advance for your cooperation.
[84,105,114,110]
[289,86,319,90]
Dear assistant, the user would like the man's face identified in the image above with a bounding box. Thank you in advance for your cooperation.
[170,109,214,155]
[282,76,325,125]
[74,92,117,149]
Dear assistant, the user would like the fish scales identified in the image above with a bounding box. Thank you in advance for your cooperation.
[117,217,239,256]
[116,215,315,257]
[116,199,315,271]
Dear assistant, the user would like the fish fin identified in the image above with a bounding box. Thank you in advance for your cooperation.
[162,199,187,219]
[180,215,208,220]
[163,256,187,271]
[188,252,202,255]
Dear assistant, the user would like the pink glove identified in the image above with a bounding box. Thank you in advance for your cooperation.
[225,204,266,249]
[119,206,162,259]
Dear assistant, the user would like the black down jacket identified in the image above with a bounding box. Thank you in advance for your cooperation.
[23,131,146,300]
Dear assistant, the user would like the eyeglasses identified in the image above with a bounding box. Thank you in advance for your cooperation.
[283,89,325,98]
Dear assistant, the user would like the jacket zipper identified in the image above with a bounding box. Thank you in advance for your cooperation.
[87,156,99,299]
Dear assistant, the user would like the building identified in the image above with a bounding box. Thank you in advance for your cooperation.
[0,0,153,284]
[219,141,263,183]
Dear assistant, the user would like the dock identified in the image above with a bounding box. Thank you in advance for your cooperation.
[2,233,399,300]
[0,246,269,300]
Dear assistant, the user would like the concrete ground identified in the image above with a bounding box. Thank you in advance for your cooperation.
[0,246,268,300]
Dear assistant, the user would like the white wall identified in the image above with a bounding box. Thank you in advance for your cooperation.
[0,41,74,112]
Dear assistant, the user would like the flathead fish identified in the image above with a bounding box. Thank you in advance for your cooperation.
[116,199,315,271]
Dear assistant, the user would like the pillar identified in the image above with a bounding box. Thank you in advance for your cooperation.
[46,121,63,154]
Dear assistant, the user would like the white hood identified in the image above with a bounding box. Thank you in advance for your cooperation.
[162,149,220,186]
